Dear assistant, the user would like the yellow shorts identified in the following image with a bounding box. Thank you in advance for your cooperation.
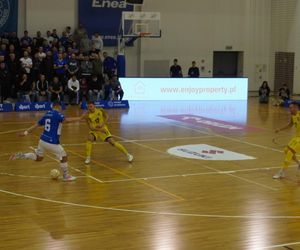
[287,137,300,152]
[90,126,112,142]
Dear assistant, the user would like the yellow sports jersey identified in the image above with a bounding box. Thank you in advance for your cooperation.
[87,108,106,129]
[292,111,300,137]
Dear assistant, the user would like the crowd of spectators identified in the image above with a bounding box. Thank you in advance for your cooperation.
[0,26,124,104]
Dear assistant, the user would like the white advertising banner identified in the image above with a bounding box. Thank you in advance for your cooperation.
[120,78,248,101]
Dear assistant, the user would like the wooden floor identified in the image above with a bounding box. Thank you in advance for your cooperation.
[1,98,300,250]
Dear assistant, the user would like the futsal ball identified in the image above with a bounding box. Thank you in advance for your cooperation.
[50,169,60,180]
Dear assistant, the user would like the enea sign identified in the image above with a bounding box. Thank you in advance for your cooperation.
[167,144,255,161]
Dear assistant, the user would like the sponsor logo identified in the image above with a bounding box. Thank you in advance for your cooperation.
[167,144,255,161]
[92,0,126,8]
[34,103,46,110]
[18,104,31,111]
[107,101,114,107]
[160,114,263,132]
[0,0,10,28]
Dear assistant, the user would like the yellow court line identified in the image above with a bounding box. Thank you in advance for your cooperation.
[67,148,185,201]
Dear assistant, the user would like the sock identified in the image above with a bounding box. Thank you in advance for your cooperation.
[113,142,128,156]
[86,141,93,158]
[60,162,69,177]
[24,153,37,161]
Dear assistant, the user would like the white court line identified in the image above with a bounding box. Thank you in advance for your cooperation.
[2,187,300,219]
[102,165,289,183]
[0,172,87,179]
[61,135,214,147]
[259,241,300,249]
[114,135,278,191]
[0,128,26,135]
[29,146,103,184]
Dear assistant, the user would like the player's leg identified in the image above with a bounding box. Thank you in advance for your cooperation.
[106,137,133,162]
[85,133,96,164]
[9,140,44,161]
[273,146,296,179]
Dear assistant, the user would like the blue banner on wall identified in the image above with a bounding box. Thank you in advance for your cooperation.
[0,0,18,33]
[78,0,133,47]
[0,103,13,112]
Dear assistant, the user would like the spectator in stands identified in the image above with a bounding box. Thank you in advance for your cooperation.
[278,83,290,102]
[258,81,270,104]
[110,75,124,100]
[67,75,80,104]
[20,51,33,75]
[67,53,79,78]
[7,53,19,98]
[60,31,70,48]
[80,34,92,55]
[80,55,93,81]
[170,59,183,77]
[44,51,54,81]
[20,30,32,47]
[44,30,54,45]
[103,52,117,79]
[78,77,89,104]
[0,62,10,103]
[0,43,7,57]
[103,76,112,100]
[88,75,103,101]
[8,44,18,59]
[9,32,20,52]
[49,76,64,102]
[51,29,59,40]
[91,53,103,79]
[16,73,31,102]
[188,61,200,78]
[53,52,67,87]
[91,32,103,52]
[36,74,49,102]
[65,26,72,38]
[73,24,87,45]
[32,53,46,82]
[35,31,44,48]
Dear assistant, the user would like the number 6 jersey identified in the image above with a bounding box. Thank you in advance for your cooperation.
[38,110,65,144]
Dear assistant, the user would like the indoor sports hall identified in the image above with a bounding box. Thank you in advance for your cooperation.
[1,1,300,250]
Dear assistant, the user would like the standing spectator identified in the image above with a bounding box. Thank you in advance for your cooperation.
[65,26,72,38]
[78,77,89,103]
[0,43,7,57]
[20,51,33,76]
[53,53,67,88]
[44,51,54,81]
[51,29,59,40]
[170,59,183,77]
[17,73,31,102]
[91,53,103,79]
[20,30,32,47]
[0,62,10,103]
[9,32,20,52]
[188,61,200,78]
[32,53,46,82]
[7,53,20,98]
[36,74,50,101]
[44,30,54,45]
[91,33,103,52]
[34,31,44,48]
[259,81,270,104]
[110,75,124,100]
[49,76,64,102]
[80,34,92,55]
[88,75,103,101]
[103,52,117,79]
[67,75,80,104]
[103,77,112,100]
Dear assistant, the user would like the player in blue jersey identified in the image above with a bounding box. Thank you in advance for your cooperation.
[9,102,85,181]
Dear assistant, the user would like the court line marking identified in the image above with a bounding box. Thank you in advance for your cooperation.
[61,135,215,147]
[29,146,103,184]
[101,165,295,183]
[259,241,300,249]
[2,187,300,219]
[0,171,86,179]
[114,135,278,191]
[67,148,185,201]
[0,128,27,135]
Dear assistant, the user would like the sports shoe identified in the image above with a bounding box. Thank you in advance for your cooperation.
[85,157,91,164]
[62,175,76,182]
[9,152,25,161]
[273,169,285,179]
[127,154,133,163]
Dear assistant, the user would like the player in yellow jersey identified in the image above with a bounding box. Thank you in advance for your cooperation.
[273,102,300,179]
[84,101,133,164]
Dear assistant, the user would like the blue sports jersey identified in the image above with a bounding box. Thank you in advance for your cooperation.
[38,110,65,144]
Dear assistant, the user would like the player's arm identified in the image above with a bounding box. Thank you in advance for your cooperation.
[275,118,293,133]
[64,112,87,123]
[20,123,40,136]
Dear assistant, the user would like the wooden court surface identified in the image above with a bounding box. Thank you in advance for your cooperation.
[1,98,300,250]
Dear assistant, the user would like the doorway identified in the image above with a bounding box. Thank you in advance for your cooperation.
[213,51,244,77]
